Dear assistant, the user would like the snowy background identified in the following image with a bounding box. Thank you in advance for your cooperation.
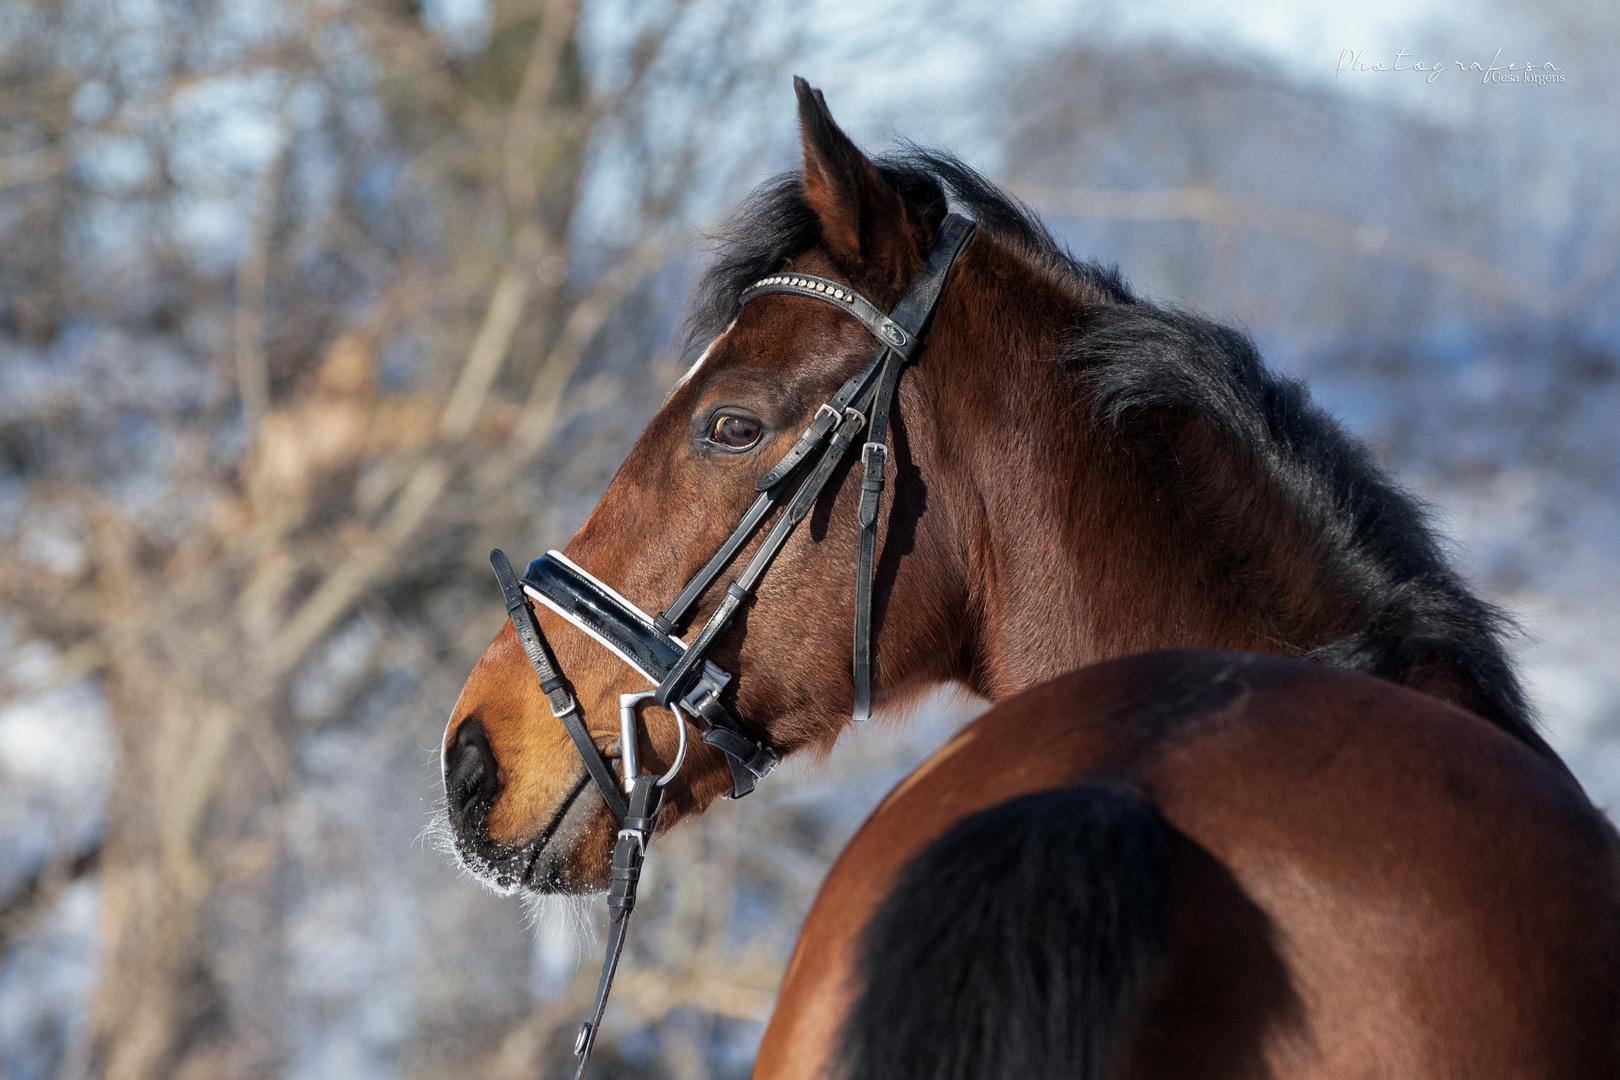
[2,0,1617,1076]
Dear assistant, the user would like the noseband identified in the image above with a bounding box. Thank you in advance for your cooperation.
[485,213,974,1076]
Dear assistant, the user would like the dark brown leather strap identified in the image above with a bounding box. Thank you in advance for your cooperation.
[652,401,872,712]
[573,777,661,1079]
[654,353,886,638]
[852,214,976,721]
[490,549,628,825]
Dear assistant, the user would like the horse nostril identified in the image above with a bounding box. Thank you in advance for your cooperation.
[445,718,500,819]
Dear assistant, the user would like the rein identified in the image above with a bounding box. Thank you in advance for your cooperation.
[487,213,974,1077]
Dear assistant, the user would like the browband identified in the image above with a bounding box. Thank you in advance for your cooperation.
[738,274,919,360]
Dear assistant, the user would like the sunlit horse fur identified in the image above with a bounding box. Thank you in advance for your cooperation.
[442,79,1617,1076]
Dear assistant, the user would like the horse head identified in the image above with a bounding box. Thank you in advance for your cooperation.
[440,79,987,892]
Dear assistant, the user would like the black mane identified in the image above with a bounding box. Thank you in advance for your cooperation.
[688,146,1134,346]
[1068,301,1538,746]
[690,149,1543,753]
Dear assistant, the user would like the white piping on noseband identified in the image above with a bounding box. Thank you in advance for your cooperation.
[523,549,717,789]
[522,549,675,686]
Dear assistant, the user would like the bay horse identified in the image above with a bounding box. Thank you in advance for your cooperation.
[440,78,1618,1076]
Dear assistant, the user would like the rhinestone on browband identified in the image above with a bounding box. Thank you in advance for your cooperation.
[749,275,855,302]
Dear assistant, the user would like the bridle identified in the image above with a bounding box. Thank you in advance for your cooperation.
[484,213,975,1077]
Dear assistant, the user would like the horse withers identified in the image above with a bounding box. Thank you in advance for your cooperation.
[441,77,1618,1075]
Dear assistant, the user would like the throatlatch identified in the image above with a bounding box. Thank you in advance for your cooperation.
[485,212,974,1078]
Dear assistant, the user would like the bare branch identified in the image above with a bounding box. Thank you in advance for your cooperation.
[504,0,582,212]
[234,121,289,438]
[438,260,535,441]
[484,243,669,478]
[1007,183,1563,315]
[0,840,102,947]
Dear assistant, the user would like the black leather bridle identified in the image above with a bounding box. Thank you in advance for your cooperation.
[485,213,974,1077]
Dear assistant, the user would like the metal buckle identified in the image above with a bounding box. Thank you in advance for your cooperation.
[679,666,731,719]
[813,402,839,429]
[861,442,887,468]
[616,827,647,857]
[550,692,579,719]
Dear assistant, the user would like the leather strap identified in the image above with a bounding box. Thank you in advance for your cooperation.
[887,215,977,340]
[573,777,662,1079]
[652,400,871,712]
[753,353,882,491]
[852,215,976,720]
[852,349,905,722]
[654,342,889,638]
[738,274,919,361]
[687,686,779,784]
[654,486,778,637]
[491,549,628,825]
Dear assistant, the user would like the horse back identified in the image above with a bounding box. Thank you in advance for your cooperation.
[753,649,1620,1080]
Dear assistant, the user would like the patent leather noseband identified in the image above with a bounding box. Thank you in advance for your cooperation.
[485,213,975,1077]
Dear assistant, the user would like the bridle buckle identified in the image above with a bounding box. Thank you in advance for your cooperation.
[861,442,887,468]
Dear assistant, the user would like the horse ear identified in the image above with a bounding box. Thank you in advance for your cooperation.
[794,77,926,279]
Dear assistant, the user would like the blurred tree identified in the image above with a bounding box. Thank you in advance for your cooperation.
[0,0,791,1076]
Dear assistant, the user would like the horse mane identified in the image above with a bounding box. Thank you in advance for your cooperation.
[689,148,1540,751]
[687,145,1133,346]
[1066,301,1537,743]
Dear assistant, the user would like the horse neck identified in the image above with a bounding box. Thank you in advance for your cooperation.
[915,289,1356,705]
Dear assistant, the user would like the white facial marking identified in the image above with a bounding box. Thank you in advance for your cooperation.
[675,318,737,391]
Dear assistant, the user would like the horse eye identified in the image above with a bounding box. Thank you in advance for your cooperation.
[709,414,761,449]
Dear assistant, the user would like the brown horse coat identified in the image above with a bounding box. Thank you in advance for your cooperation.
[756,651,1620,1080]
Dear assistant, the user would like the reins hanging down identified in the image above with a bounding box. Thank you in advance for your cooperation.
[486,212,974,1078]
